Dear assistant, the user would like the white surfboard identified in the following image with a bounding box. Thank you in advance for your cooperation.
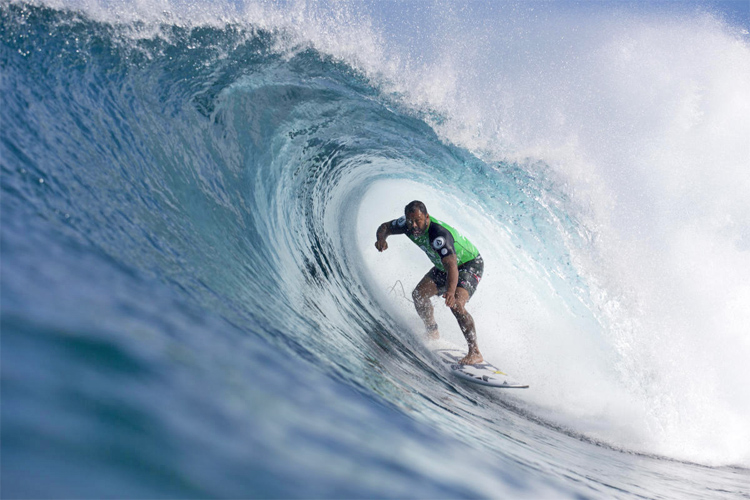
[432,344,529,389]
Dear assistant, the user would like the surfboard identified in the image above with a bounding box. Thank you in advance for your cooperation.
[432,344,529,389]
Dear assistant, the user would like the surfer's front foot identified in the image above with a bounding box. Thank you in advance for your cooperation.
[460,351,483,365]
[425,324,440,340]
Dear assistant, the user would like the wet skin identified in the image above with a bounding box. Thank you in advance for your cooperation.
[375,209,483,365]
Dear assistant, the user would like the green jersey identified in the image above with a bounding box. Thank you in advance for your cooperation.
[389,215,480,271]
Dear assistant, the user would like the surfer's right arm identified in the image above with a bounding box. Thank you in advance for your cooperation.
[376,216,408,252]
[375,222,393,252]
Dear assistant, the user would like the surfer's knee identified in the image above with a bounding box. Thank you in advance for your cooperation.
[412,288,428,306]
[450,302,467,317]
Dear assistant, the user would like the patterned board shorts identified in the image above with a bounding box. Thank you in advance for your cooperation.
[427,254,484,298]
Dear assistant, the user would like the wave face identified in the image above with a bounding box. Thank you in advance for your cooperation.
[2,1,749,498]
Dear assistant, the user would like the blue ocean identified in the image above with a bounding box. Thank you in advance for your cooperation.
[2,1,750,498]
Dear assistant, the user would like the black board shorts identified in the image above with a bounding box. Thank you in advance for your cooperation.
[427,254,484,299]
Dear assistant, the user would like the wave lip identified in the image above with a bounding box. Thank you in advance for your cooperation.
[2,1,750,498]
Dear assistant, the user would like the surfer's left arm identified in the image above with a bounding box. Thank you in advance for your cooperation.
[442,254,459,308]
[376,217,409,252]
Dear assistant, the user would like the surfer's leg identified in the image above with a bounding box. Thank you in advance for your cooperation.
[412,273,440,339]
[450,287,483,364]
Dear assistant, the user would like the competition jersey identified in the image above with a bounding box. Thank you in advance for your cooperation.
[389,215,479,272]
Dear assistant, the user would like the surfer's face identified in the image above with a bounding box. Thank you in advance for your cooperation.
[405,210,429,235]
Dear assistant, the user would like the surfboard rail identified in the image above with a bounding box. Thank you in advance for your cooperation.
[433,347,529,389]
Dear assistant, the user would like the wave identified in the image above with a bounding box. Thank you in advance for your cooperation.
[2,1,749,497]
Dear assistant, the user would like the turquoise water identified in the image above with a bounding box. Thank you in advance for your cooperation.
[2,2,749,498]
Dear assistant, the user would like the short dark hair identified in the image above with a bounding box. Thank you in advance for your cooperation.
[405,200,428,215]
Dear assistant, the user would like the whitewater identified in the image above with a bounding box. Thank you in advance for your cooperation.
[2,0,749,498]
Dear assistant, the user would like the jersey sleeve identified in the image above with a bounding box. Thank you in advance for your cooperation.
[430,224,456,259]
[388,216,408,235]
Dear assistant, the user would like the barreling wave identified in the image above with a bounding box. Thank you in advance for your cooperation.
[2,2,749,498]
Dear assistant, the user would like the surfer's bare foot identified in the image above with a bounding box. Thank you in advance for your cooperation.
[460,351,483,365]
[425,324,439,340]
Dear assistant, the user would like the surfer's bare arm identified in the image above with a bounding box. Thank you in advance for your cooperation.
[375,222,393,252]
[442,254,459,307]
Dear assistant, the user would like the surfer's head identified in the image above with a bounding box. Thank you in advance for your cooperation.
[404,200,429,236]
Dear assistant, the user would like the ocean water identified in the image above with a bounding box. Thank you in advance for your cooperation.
[2,1,750,498]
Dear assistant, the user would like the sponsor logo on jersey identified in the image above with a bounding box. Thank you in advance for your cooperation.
[432,236,446,250]
[394,216,406,227]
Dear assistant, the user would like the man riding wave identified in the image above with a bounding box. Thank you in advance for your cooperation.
[375,200,484,365]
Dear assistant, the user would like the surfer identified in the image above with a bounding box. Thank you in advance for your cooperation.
[375,201,484,364]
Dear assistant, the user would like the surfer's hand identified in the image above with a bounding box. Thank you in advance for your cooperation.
[444,291,456,308]
[375,239,388,252]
